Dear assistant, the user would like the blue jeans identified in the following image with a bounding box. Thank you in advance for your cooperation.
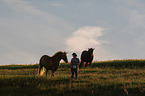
[71,67,78,78]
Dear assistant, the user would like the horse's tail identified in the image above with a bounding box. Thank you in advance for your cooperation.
[38,56,45,76]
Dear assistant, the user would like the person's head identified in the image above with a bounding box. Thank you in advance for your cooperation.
[72,53,77,58]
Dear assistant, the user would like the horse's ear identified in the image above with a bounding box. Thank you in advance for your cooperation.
[64,52,68,54]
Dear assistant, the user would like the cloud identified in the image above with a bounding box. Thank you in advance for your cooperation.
[65,26,118,61]
[119,0,145,46]
[107,0,145,59]
[3,0,71,29]
[0,0,72,64]
[65,26,105,51]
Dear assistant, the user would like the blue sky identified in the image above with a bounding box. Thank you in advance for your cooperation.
[0,0,145,64]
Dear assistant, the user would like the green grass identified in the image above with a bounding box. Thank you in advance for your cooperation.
[1,59,145,96]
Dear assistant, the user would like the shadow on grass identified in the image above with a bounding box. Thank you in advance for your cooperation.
[1,76,145,96]
[0,76,71,88]
[1,83,145,96]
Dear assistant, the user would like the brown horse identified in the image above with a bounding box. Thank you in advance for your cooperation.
[39,51,68,77]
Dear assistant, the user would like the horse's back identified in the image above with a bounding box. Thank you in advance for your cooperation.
[39,55,51,66]
[81,50,87,60]
[39,55,59,70]
[81,50,93,62]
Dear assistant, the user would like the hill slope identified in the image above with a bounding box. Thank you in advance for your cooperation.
[1,59,145,96]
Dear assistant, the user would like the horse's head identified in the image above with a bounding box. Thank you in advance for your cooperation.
[88,48,95,54]
[61,52,68,63]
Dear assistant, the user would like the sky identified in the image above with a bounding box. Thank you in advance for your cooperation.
[0,0,145,65]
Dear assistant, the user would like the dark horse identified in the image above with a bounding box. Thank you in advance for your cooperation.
[39,51,68,77]
[79,48,95,68]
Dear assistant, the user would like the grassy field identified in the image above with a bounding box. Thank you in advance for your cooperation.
[1,59,145,96]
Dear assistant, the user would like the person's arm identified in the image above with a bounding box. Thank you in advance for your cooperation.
[71,58,75,65]
[76,58,80,65]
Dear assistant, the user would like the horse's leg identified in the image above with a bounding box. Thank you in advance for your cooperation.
[51,70,55,77]
[79,61,83,68]
[39,66,42,75]
[46,69,48,76]
[89,62,92,66]
[85,62,88,68]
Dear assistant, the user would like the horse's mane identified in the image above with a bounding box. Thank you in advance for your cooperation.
[52,51,63,57]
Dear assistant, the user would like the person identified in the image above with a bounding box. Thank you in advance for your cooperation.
[71,53,80,79]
